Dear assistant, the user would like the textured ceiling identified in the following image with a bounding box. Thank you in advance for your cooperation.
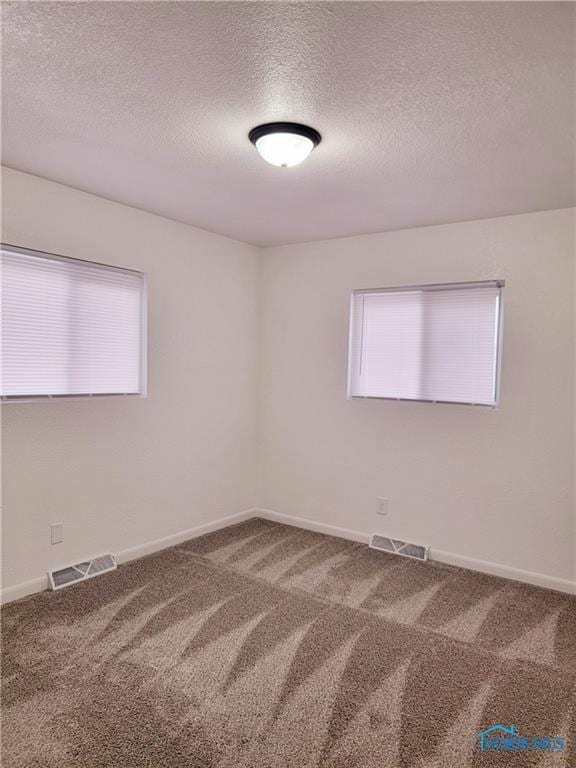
[2,2,574,246]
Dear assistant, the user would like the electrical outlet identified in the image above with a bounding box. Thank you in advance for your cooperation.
[50,522,64,545]
[376,497,388,516]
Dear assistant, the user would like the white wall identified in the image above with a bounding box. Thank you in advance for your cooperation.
[1,167,260,591]
[2,170,574,596]
[260,209,575,585]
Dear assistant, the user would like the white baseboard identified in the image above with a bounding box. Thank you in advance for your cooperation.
[255,507,576,595]
[1,508,257,606]
[257,507,372,544]
[3,506,574,604]
[115,508,256,565]
[1,575,50,605]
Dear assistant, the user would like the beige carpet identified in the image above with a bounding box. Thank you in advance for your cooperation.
[2,517,575,767]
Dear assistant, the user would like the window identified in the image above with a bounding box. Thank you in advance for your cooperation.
[348,281,503,406]
[1,244,147,401]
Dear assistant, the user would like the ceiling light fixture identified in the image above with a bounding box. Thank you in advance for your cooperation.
[249,122,321,168]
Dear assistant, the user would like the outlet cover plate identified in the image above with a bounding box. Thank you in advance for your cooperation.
[51,523,64,545]
[376,497,388,516]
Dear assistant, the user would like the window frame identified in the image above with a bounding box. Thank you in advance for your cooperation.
[1,242,148,403]
[347,280,505,407]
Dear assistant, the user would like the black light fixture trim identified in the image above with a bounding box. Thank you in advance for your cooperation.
[249,122,322,147]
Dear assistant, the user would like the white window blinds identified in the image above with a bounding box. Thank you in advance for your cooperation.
[1,245,147,401]
[348,281,503,406]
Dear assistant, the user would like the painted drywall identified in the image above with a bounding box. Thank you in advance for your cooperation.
[259,209,575,584]
[1,167,260,591]
[2,169,574,595]
[3,3,574,245]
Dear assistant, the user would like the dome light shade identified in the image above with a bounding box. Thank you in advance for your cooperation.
[249,122,321,168]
